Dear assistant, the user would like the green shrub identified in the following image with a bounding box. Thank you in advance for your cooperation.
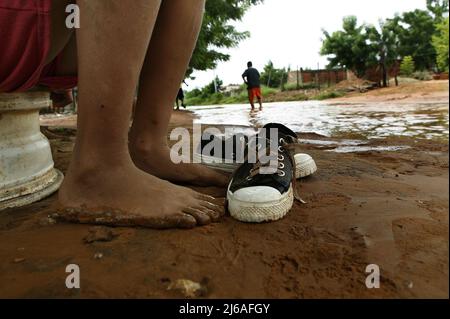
[261,85,278,96]
[283,82,319,91]
[400,56,415,76]
[432,17,449,72]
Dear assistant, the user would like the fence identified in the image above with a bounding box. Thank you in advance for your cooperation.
[287,68,348,87]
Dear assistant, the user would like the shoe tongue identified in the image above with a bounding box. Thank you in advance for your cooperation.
[200,132,250,160]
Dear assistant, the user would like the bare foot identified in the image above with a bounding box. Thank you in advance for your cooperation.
[57,163,225,229]
[130,142,230,187]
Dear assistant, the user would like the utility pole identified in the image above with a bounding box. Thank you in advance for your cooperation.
[317,62,321,91]
[213,70,218,93]
[299,67,303,87]
[296,66,300,90]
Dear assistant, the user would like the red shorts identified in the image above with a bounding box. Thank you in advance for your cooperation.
[248,87,262,101]
[0,0,77,93]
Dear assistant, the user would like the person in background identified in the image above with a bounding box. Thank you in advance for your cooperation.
[175,88,186,110]
[242,61,262,111]
[175,80,188,110]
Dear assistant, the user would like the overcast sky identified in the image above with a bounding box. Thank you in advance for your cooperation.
[188,0,427,89]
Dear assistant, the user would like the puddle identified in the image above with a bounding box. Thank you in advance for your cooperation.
[329,145,411,153]
[191,100,448,153]
[298,138,411,153]
[192,100,449,141]
[299,139,368,147]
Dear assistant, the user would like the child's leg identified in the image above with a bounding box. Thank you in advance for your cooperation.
[128,0,228,187]
[58,0,223,228]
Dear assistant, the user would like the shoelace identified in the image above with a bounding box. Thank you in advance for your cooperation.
[246,138,285,179]
[279,138,307,204]
[243,137,306,204]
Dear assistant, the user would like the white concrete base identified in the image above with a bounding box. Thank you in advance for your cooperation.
[0,92,64,211]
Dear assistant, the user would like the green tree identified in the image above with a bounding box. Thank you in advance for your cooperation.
[320,1,448,78]
[392,9,437,70]
[260,61,287,88]
[426,0,449,22]
[400,56,416,76]
[366,19,401,86]
[321,16,375,77]
[187,0,263,76]
[432,17,449,71]
[202,76,223,95]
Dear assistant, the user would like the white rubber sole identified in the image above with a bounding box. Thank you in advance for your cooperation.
[194,152,317,178]
[227,183,294,223]
[294,153,318,179]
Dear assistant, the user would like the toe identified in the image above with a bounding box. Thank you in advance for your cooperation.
[183,207,212,225]
[196,193,217,202]
[163,212,197,229]
[199,201,225,216]
[197,206,221,221]
[195,194,226,208]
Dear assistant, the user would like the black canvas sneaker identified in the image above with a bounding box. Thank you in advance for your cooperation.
[226,136,298,223]
[194,123,317,178]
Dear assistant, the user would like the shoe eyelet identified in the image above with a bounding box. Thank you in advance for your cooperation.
[278,171,286,177]
[246,176,253,181]
[279,138,285,144]
[279,163,285,169]
[278,155,285,161]
[278,146,284,152]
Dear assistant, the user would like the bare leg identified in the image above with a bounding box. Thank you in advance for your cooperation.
[57,0,223,228]
[248,91,255,111]
[257,97,263,110]
[128,0,228,187]
[250,101,255,111]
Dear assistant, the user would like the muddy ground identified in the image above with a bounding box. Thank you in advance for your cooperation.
[334,79,449,103]
[0,84,448,298]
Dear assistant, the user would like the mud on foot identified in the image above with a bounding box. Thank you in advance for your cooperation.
[57,164,225,229]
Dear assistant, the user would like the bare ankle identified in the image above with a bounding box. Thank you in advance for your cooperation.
[129,134,167,155]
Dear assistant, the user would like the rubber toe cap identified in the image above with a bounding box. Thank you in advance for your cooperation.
[231,186,282,203]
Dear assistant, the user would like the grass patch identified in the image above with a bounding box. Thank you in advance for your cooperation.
[283,82,319,91]
[185,84,347,106]
[185,85,279,106]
